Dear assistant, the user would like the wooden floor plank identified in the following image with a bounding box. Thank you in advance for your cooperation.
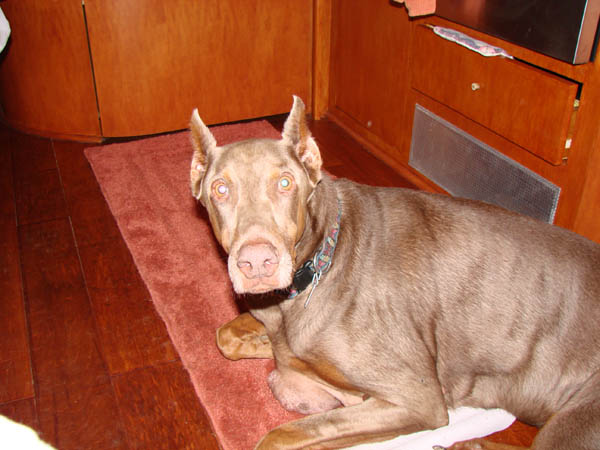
[14,169,68,226]
[0,255,33,403]
[0,135,34,404]
[36,380,126,449]
[19,219,109,393]
[488,420,538,447]
[18,218,125,448]
[0,398,38,431]
[54,140,179,374]
[53,140,122,247]
[112,361,220,450]
[78,238,178,374]
[0,225,33,404]
[10,133,68,225]
[10,133,56,182]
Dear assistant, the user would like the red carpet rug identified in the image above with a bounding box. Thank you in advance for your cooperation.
[85,121,301,450]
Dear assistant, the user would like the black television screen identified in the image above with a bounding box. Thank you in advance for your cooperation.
[436,0,600,64]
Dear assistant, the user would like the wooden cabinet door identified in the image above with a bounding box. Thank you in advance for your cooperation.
[330,0,413,161]
[84,0,312,137]
[0,1,100,138]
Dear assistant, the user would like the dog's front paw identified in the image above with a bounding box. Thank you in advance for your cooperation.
[216,312,273,360]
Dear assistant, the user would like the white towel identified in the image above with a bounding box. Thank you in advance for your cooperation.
[350,407,516,450]
[0,7,11,53]
[0,415,56,450]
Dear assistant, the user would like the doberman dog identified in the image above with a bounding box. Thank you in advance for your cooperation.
[190,96,600,449]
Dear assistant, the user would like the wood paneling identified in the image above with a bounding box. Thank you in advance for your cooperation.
[0,1,100,138]
[328,5,600,239]
[0,1,314,139]
[312,0,333,119]
[330,0,413,158]
[84,0,313,136]
[407,90,589,229]
[572,56,600,243]
[411,25,578,166]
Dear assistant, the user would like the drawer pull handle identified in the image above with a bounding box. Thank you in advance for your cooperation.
[471,82,481,91]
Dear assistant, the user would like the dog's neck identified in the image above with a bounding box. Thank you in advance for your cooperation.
[286,175,341,306]
[295,174,340,268]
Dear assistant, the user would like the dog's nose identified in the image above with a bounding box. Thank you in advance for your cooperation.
[237,242,279,279]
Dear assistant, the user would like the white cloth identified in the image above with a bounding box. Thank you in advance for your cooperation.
[0,415,55,450]
[350,407,516,450]
[0,6,11,52]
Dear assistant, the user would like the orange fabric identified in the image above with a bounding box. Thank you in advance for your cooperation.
[393,0,436,17]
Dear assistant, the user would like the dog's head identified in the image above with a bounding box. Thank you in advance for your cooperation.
[190,96,322,294]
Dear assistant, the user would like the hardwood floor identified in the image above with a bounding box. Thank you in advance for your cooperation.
[0,116,536,449]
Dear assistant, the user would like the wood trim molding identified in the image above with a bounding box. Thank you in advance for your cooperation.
[312,0,332,119]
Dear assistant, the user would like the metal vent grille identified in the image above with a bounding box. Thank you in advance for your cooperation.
[409,104,560,223]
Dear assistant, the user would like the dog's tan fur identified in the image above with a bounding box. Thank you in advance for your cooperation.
[190,97,600,449]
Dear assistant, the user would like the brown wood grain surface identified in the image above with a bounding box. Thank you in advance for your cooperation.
[0,129,33,405]
[327,5,600,240]
[84,0,313,136]
[0,1,100,138]
[330,0,413,159]
[411,25,578,166]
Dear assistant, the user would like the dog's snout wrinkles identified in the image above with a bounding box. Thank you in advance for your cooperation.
[237,242,279,279]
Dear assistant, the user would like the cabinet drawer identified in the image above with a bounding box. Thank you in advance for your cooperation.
[411,25,578,165]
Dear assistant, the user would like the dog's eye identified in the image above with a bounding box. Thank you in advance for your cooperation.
[212,180,229,199]
[279,175,294,192]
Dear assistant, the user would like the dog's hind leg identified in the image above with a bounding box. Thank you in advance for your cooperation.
[450,370,600,450]
[216,312,273,360]
[529,369,600,450]
[255,396,449,449]
[267,368,343,415]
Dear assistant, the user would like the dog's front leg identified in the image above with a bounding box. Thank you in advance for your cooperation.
[255,396,449,450]
[216,312,273,360]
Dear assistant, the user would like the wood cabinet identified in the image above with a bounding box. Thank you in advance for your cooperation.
[328,1,600,243]
[0,0,312,139]
[411,25,578,166]
[330,0,412,157]
[84,0,312,137]
[0,1,101,140]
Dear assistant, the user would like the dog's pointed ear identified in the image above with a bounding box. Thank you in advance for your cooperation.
[190,109,217,199]
[282,96,322,186]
